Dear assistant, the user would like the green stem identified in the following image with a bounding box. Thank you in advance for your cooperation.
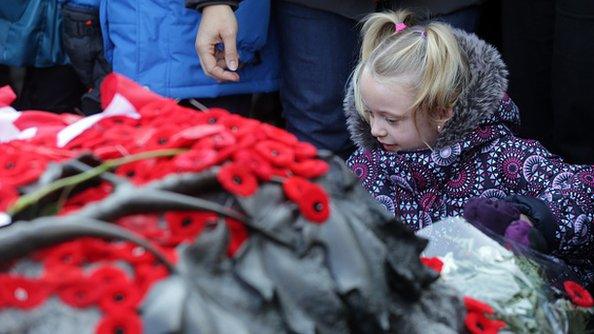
[8,148,186,216]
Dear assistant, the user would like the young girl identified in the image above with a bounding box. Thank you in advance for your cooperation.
[345,10,594,286]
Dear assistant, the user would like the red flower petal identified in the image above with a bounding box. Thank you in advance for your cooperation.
[44,241,86,268]
[254,140,295,167]
[420,257,444,273]
[232,150,274,181]
[563,280,594,307]
[0,276,50,309]
[293,142,318,161]
[465,311,506,334]
[464,296,495,314]
[99,282,141,313]
[58,278,102,308]
[297,183,330,223]
[172,149,218,173]
[0,182,18,211]
[90,266,130,287]
[164,211,217,240]
[201,108,230,125]
[282,176,312,202]
[290,159,329,179]
[96,310,143,334]
[260,123,298,146]
[225,218,249,257]
[217,163,258,197]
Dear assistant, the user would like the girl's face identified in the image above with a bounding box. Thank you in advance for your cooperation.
[360,70,439,152]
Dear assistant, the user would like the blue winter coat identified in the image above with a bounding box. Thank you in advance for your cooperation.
[344,29,594,284]
[99,0,279,99]
[0,0,67,67]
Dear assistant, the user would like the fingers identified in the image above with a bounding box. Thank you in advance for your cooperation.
[221,29,238,71]
[194,4,240,82]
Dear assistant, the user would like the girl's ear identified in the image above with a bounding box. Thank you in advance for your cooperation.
[436,107,454,125]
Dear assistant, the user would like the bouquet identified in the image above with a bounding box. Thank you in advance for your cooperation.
[418,217,594,333]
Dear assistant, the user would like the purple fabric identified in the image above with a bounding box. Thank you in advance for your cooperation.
[347,95,594,283]
[504,219,532,246]
[463,197,521,235]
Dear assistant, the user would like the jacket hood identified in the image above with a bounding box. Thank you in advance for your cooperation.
[344,28,513,151]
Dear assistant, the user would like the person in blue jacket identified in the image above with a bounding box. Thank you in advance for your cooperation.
[98,0,279,116]
[0,0,86,113]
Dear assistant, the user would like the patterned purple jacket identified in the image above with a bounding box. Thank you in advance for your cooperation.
[345,29,594,283]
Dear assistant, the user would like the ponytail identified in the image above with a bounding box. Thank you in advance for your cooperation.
[353,10,469,128]
[360,10,415,61]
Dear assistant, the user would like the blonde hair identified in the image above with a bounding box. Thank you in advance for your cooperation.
[352,10,469,129]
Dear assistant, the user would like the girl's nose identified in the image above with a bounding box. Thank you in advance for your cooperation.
[370,119,386,138]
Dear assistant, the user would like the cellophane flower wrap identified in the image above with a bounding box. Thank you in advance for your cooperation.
[417,217,594,333]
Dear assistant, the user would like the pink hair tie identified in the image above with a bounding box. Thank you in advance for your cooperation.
[395,22,407,33]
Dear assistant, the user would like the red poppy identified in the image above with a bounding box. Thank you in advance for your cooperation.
[170,124,224,143]
[80,238,114,262]
[94,145,130,160]
[116,214,160,236]
[43,265,84,291]
[165,211,217,240]
[99,282,141,313]
[563,280,594,307]
[201,108,230,125]
[220,114,259,137]
[260,123,298,146]
[58,278,102,308]
[420,257,444,273]
[143,126,183,150]
[44,241,86,268]
[90,266,130,287]
[464,311,506,334]
[232,150,274,181]
[282,176,312,202]
[217,163,258,197]
[96,310,143,334]
[254,140,295,167]
[297,183,330,223]
[116,243,154,266]
[293,142,318,161]
[464,296,494,314]
[96,115,139,128]
[172,149,218,173]
[226,218,249,257]
[137,100,180,121]
[0,276,50,309]
[290,160,329,179]
[0,151,47,186]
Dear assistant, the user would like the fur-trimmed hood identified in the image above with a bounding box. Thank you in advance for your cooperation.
[344,28,515,151]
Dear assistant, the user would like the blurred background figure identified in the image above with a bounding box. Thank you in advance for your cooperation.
[501,0,594,164]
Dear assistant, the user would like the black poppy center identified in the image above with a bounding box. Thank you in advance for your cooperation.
[271,150,279,157]
[113,292,125,302]
[313,202,324,212]
[232,175,243,185]
[114,326,125,334]
[208,117,217,124]
[5,161,16,170]
[158,137,168,145]
[181,217,193,227]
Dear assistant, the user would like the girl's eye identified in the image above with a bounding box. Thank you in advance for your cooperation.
[385,118,398,125]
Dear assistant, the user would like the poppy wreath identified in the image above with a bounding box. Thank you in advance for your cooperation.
[0,74,466,333]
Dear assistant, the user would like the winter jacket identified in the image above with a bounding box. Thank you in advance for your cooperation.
[101,0,279,99]
[344,29,594,283]
[0,0,68,67]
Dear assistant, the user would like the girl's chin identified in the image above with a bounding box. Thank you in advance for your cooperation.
[382,144,398,151]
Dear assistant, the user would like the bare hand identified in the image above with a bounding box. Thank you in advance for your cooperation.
[195,5,240,82]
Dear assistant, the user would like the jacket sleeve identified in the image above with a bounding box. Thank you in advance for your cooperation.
[516,144,594,267]
[185,0,241,11]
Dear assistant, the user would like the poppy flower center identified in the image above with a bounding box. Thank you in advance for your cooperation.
[5,161,15,170]
[314,202,324,212]
[158,137,168,145]
[232,176,243,184]
[271,150,279,157]
[114,326,125,334]
[113,293,125,302]
[208,117,217,124]
[181,217,193,227]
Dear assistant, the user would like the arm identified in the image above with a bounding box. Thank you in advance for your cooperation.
[189,2,242,82]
